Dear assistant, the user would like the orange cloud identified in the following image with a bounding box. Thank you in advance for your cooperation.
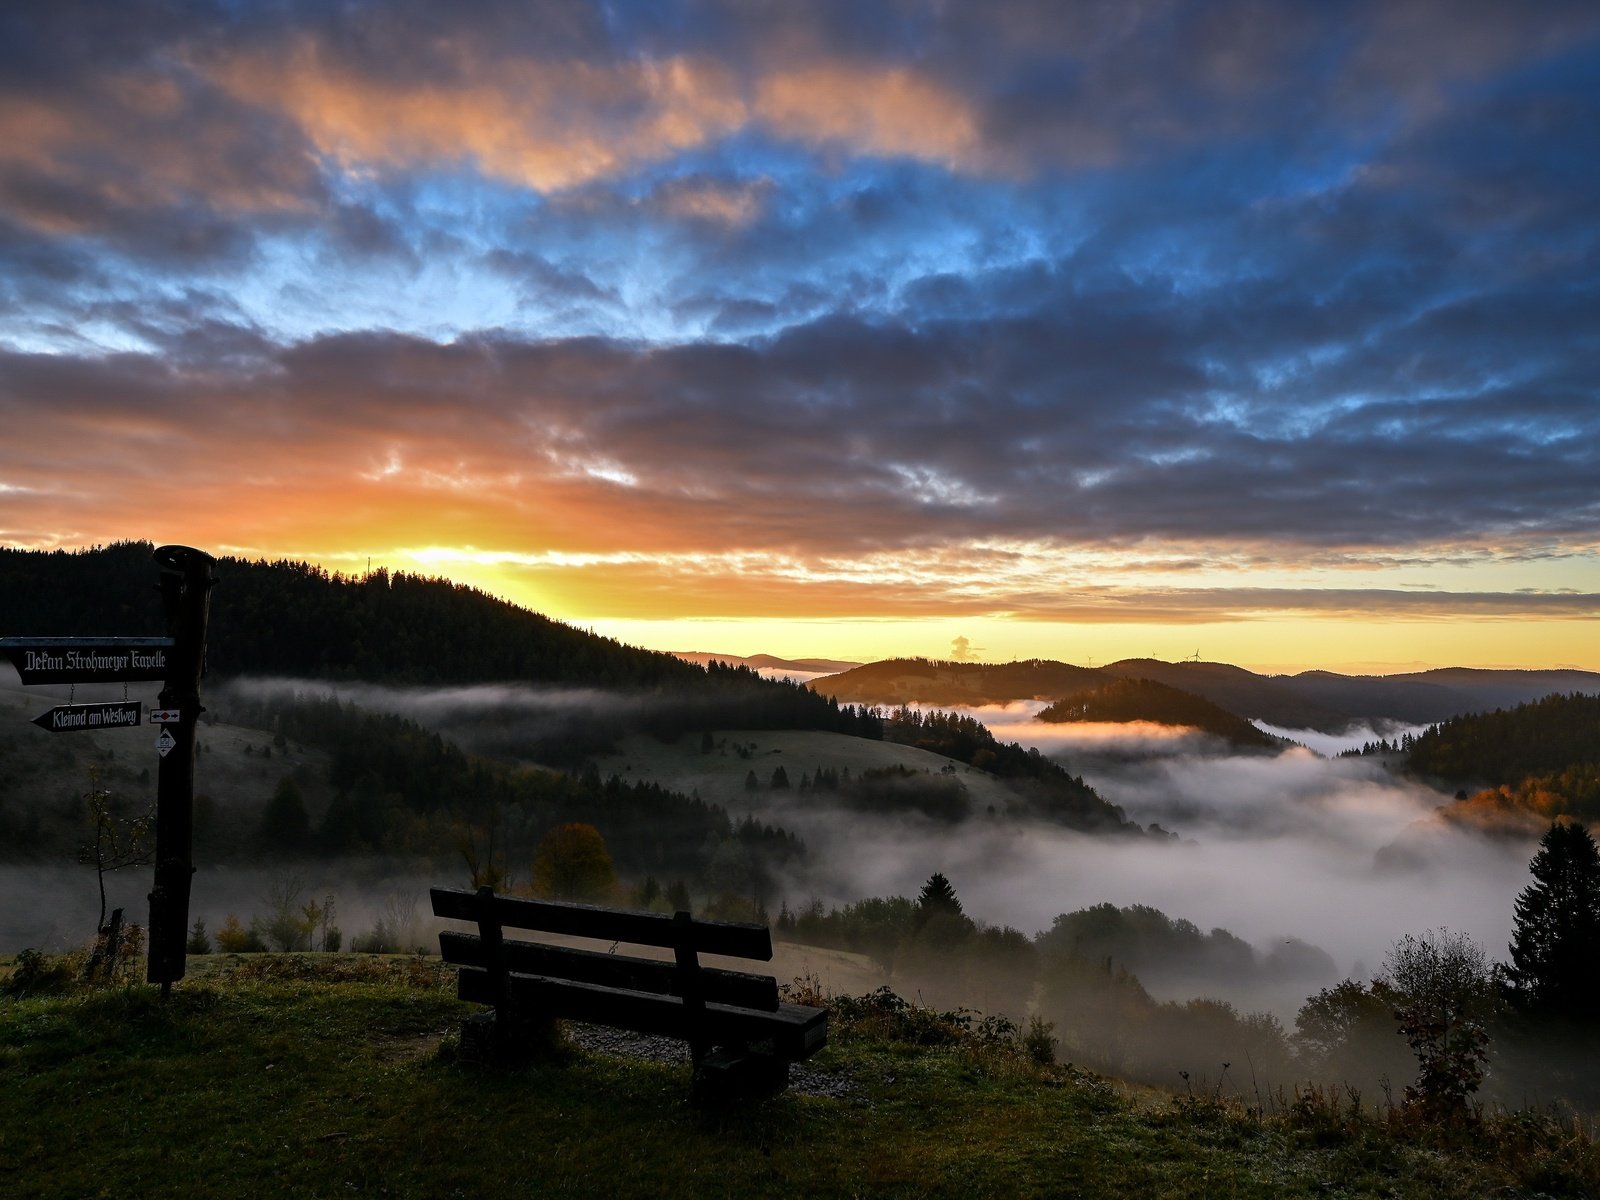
[213,41,748,192]
[755,64,981,166]
[206,37,991,192]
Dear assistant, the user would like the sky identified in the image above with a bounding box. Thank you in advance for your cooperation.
[1,0,1597,672]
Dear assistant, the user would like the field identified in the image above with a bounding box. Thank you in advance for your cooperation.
[2,955,1596,1199]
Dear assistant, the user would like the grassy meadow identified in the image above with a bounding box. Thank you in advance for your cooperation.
[3,953,1597,1199]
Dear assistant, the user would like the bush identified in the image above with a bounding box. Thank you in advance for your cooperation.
[2,949,77,998]
[828,986,973,1047]
[1024,1016,1057,1066]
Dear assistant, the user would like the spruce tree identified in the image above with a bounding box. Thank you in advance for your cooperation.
[1505,820,1600,1021]
[917,871,963,917]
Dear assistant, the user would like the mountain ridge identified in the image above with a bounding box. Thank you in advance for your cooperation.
[808,656,1600,732]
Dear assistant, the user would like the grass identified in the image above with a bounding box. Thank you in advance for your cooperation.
[2,954,1597,1198]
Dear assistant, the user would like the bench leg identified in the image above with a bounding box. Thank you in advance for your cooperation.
[691,1047,790,1107]
[458,1010,561,1067]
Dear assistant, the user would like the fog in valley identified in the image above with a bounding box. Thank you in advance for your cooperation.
[1,677,1537,1030]
[736,702,1529,1019]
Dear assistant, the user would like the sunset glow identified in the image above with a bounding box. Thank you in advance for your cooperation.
[3,3,1597,671]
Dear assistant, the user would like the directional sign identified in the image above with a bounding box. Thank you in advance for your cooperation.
[149,709,182,724]
[155,729,177,757]
[0,637,174,685]
[31,701,143,734]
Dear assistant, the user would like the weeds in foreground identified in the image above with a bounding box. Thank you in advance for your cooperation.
[1,948,81,999]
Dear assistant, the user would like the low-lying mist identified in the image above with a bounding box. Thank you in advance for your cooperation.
[216,676,652,763]
[1252,718,1437,757]
[4,679,1537,1032]
[0,861,440,959]
[742,703,1531,1018]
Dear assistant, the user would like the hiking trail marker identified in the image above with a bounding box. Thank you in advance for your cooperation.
[30,701,144,733]
[0,544,216,996]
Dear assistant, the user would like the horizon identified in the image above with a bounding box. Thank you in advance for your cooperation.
[2,4,1597,672]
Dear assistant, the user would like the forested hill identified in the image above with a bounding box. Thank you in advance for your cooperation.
[1408,693,1600,787]
[1408,693,1600,829]
[1,542,690,685]
[0,544,878,746]
[1037,677,1283,752]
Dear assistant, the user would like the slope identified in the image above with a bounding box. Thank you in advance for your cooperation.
[1037,677,1283,752]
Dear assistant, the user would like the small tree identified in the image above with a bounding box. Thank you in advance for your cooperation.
[262,874,312,952]
[77,768,153,934]
[1384,929,1493,1121]
[531,823,617,902]
[770,765,790,789]
[1293,977,1413,1087]
[215,913,266,953]
[186,919,212,955]
[316,893,341,952]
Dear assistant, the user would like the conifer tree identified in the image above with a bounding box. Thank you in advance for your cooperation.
[1505,820,1600,1021]
[917,871,963,917]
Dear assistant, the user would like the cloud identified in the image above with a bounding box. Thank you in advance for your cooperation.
[1,1,1597,637]
[2,311,1596,576]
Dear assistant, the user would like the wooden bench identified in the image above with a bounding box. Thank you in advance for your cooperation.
[431,886,828,1103]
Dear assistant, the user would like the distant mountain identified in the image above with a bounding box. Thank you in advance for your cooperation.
[811,656,1600,733]
[1095,660,1350,731]
[672,651,862,674]
[1276,667,1600,726]
[809,658,1103,707]
[1037,677,1283,752]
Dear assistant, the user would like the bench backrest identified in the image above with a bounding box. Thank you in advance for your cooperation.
[431,887,772,958]
[430,886,781,1012]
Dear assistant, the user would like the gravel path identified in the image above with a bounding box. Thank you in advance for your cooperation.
[566,1022,856,1101]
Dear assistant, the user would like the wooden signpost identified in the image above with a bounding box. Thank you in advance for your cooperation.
[2,637,173,685]
[30,701,144,732]
[0,544,216,996]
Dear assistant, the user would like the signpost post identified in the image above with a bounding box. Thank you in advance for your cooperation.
[0,544,215,997]
[146,546,216,993]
